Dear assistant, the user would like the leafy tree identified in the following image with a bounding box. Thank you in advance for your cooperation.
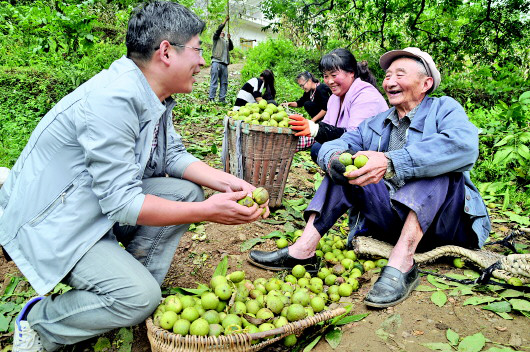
[261,0,530,69]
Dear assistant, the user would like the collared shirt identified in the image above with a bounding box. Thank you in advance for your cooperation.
[384,104,420,192]
[0,56,199,294]
[323,78,388,130]
[317,96,491,248]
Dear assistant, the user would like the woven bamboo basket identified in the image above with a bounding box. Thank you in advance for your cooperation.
[146,307,346,352]
[353,236,530,283]
[223,118,298,208]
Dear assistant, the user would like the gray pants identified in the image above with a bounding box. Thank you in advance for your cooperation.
[208,61,228,102]
[27,177,204,351]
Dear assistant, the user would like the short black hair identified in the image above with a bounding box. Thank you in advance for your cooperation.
[126,1,205,63]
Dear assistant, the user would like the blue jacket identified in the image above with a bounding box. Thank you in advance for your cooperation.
[318,96,491,247]
[0,57,199,295]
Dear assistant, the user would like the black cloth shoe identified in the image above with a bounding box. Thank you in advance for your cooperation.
[364,263,419,308]
[248,248,318,272]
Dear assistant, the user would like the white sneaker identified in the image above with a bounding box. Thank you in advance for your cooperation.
[13,297,44,352]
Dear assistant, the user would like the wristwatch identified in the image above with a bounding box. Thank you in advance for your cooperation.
[383,152,395,180]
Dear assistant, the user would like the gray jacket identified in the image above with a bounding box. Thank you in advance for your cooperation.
[0,56,198,294]
[318,96,491,247]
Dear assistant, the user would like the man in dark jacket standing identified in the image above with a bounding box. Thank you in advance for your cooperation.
[208,15,233,103]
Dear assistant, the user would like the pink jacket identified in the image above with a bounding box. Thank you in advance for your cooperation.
[323,78,388,130]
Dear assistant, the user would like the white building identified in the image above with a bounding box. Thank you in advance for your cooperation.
[211,0,278,50]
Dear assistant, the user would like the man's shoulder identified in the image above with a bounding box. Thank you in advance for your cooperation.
[426,95,462,108]
[421,96,466,117]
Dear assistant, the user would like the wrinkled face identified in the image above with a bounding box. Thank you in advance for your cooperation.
[220,32,225,38]
[323,69,355,98]
[297,78,311,93]
[382,57,432,111]
[169,35,205,94]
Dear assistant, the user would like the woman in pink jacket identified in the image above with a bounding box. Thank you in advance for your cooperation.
[290,48,388,161]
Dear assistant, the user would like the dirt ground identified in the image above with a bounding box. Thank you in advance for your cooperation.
[1,62,529,352]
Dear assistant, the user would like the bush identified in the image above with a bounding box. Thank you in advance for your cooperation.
[436,63,530,108]
[241,38,322,103]
[0,66,72,167]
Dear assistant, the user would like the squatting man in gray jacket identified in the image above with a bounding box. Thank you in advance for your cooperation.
[249,47,491,308]
[1,2,268,351]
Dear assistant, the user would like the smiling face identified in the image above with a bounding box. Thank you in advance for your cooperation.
[169,35,205,94]
[323,69,355,98]
[382,57,433,117]
[297,78,311,93]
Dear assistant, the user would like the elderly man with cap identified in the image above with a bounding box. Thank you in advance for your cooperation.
[248,47,491,308]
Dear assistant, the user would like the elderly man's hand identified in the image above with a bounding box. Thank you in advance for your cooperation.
[346,151,388,187]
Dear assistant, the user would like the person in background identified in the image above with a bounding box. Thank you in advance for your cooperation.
[288,49,388,161]
[249,47,490,309]
[3,3,268,351]
[208,15,233,104]
[282,71,332,123]
[233,69,277,109]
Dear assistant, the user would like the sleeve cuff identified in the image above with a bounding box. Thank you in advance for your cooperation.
[309,120,319,137]
[167,154,200,178]
[383,152,395,180]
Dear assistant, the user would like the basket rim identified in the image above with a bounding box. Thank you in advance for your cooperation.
[146,306,346,343]
[227,117,296,135]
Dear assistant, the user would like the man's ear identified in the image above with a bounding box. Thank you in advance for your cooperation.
[155,40,172,66]
[422,77,434,94]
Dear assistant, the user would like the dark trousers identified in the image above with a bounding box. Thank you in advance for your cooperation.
[310,142,322,163]
[304,101,321,118]
[306,173,478,251]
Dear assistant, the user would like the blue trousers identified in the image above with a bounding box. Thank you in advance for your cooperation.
[306,173,478,251]
[28,177,204,351]
[310,142,322,163]
[208,61,228,102]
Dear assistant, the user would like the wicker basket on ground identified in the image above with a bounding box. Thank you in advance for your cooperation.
[146,307,346,352]
[221,117,297,208]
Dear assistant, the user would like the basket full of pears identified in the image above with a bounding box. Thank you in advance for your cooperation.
[227,100,291,127]
[222,101,297,208]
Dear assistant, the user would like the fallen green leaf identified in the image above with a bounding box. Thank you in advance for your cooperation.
[464,270,480,279]
[116,327,133,352]
[446,328,459,346]
[0,315,11,333]
[213,255,228,277]
[495,312,513,320]
[421,342,453,351]
[482,301,511,313]
[458,332,486,352]
[240,237,265,252]
[325,327,342,348]
[463,296,498,306]
[431,290,447,307]
[334,313,369,326]
[509,298,530,312]
[303,335,321,352]
[428,275,451,290]
[93,337,112,352]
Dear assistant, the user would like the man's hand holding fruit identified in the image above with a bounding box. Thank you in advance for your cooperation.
[329,150,388,187]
